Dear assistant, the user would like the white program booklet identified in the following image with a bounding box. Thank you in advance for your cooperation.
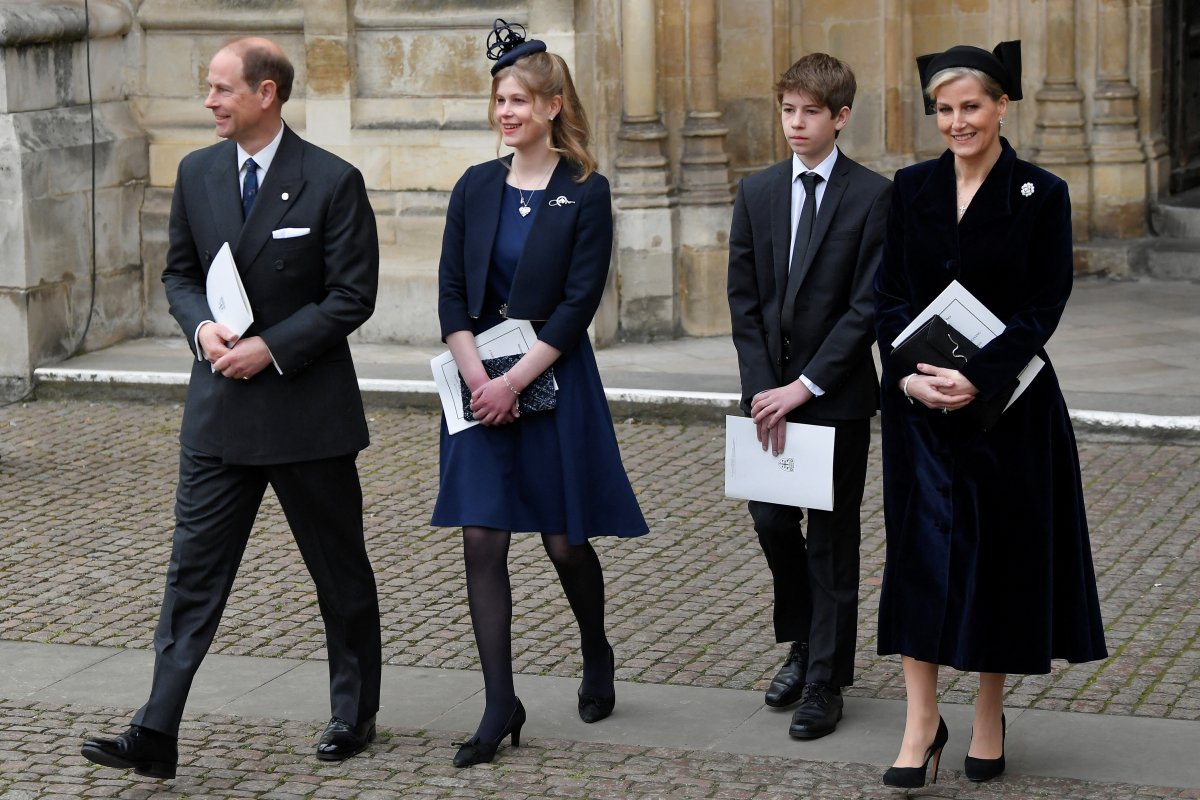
[205,242,254,338]
[889,280,1044,411]
[431,318,545,435]
[724,415,835,511]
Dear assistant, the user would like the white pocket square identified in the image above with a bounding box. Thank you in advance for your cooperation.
[272,227,311,239]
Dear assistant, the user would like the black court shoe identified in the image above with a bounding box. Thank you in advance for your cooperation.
[453,698,526,768]
[883,716,949,789]
[964,713,1006,782]
[81,725,178,780]
[578,644,617,723]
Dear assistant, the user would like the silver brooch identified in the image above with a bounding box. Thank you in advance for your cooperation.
[548,195,575,207]
[1020,182,1035,197]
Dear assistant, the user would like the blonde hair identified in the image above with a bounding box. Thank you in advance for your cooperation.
[926,67,1006,104]
[488,51,597,183]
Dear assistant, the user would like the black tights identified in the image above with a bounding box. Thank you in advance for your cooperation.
[462,526,612,742]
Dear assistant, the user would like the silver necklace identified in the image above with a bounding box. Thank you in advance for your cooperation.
[515,159,556,217]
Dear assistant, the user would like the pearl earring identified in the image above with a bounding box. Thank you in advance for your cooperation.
[999,118,1005,128]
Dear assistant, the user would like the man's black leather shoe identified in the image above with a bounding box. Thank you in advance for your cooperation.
[764,641,808,708]
[80,725,178,779]
[788,683,843,739]
[316,716,376,761]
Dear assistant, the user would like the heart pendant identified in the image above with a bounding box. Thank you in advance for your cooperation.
[519,205,532,217]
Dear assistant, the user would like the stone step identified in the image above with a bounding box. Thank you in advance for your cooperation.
[1134,238,1200,281]
[1150,187,1200,237]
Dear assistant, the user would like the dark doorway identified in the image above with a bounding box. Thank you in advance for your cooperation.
[1167,0,1200,193]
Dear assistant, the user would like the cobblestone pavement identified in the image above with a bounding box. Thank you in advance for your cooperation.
[1,399,1199,797]
[3,702,1198,800]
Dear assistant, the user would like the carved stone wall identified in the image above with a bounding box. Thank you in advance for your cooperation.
[0,0,145,400]
[0,1,1174,395]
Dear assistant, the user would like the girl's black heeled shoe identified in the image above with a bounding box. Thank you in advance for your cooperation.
[453,698,526,768]
[577,644,616,723]
[964,713,1006,782]
[883,716,949,789]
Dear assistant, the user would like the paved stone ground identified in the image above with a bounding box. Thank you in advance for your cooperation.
[1,399,1199,798]
[3,702,1198,800]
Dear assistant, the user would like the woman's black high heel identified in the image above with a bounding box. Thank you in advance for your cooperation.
[964,713,1006,781]
[577,644,616,723]
[883,716,949,789]
[453,698,526,768]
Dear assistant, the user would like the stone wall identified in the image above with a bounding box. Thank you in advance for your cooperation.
[0,0,145,400]
[0,1,1174,397]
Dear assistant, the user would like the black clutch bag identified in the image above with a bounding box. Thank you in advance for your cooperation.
[460,354,557,420]
[890,315,1016,431]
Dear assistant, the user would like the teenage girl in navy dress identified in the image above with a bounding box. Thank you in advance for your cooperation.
[432,20,648,768]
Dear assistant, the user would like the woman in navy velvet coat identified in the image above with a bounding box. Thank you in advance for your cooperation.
[874,43,1107,788]
[432,22,647,770]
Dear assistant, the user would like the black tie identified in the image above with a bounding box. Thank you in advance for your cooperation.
[789,171,823,275]
[780,171,823,350]
[242,157,259,220]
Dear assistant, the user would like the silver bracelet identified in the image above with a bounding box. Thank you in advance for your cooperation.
[902,374,916,405]
[502,373,520,397]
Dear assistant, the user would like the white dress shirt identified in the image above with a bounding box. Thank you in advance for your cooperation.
[788,147,840,398]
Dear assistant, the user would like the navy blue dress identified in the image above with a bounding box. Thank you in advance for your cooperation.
[432,184,648,545]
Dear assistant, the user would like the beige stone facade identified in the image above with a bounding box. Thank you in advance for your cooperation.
[0,0,1191,398]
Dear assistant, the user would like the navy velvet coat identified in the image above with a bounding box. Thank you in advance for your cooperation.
[874,140,1107,674]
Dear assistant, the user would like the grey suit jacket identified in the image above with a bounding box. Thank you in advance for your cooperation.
[727,151,892,422]
[162,125,379,464]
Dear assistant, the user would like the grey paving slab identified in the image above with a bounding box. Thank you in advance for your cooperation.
[213,660,335,721]
[21,646,304,715]
[24,647,154,708]
[6,640,1200,788]
[1009,709,1200,789]
[0,641,120,697]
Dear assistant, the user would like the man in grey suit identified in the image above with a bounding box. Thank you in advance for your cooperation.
[82,37,382,779]
[727,53,891,741]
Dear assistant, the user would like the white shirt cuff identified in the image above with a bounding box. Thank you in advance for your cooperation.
[799,374,825,397]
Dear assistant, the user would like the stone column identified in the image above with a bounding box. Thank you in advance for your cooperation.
[613,0,677,339]
[678,0,731,336]
[1029,0,1092,242]
[0,0,146,400]
[303,0,352,145]
[1090,0,1147,237]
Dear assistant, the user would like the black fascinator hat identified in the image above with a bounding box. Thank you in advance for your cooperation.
[486,19,546,76]
[915,40,1022,115]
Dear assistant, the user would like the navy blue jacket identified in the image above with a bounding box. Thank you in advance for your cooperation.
[437,157,612,353]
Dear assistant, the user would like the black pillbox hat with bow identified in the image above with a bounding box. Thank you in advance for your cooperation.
[915,40,1022,115]
[486,18,546,76]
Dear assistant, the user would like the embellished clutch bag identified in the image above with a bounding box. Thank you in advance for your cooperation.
[890,314,1016,431]
[460,354,557,420]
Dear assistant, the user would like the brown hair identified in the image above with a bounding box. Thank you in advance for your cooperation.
[489,51,597,182]
[774,52,857,114]
[226,37,295,104]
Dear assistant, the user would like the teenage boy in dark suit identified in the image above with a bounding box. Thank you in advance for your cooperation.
[727,53,891,739]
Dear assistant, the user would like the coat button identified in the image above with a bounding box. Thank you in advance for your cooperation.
[274,260,284,271]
